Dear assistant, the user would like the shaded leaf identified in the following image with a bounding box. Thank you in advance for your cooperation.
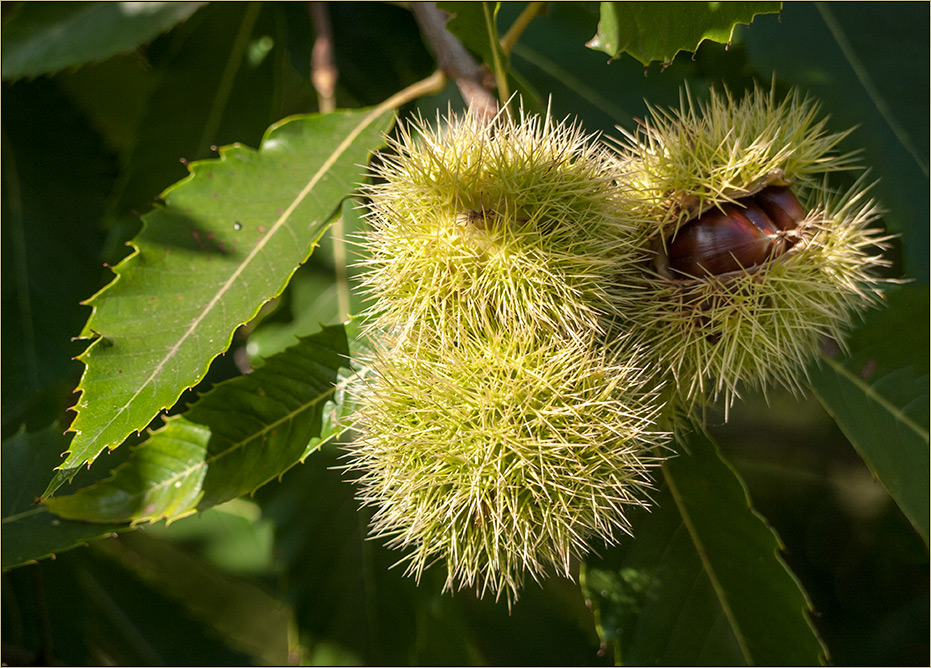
[143,498,275,576]
[439,2,506,73]
[2,541,257,666]
[583,430,826,665]
[106,2,281,221]
[1,2,205,80]
[256,444,605,666]
[1,426,126,571]
[327,2,436,107]
[587,2,782,65]
[256,444,476,665]
[504,2,706,135]
[45,324,350,524]
[94,532,293,666]
[1,78,113,435]
[741,2,929,281]
[808,286,930,545]
[58,106,395,488]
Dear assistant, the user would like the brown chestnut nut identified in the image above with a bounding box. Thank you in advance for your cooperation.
[754,186,806,231]
[665,186,807,278]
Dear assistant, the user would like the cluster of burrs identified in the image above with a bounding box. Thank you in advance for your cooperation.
[344,87,890,603]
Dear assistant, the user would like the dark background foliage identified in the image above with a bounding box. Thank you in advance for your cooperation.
[2,2,927,665]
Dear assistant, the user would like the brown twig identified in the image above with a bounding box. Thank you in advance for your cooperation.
[310,2,338,113]
[411,2,498,120]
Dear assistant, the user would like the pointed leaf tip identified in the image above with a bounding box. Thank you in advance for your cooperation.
[62,107,395,478]
[45,324,353,524]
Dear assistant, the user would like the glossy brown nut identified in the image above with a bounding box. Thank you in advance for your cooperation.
[753,186,806,231]
[667,202,778,277]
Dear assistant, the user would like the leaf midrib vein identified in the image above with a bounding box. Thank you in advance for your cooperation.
[820,355,929,443]
[663,463,754,665]
[121,383,339,511]
[85,107,386,451]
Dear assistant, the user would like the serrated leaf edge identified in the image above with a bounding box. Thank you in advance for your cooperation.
[61,104,396,481]
[662,432,827,664]
[48,328,353,524]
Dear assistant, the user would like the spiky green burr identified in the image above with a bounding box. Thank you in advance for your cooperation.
[358,105,646,350]
[347,330,667,602]
[346,104,669,602]
[611,85,892,411]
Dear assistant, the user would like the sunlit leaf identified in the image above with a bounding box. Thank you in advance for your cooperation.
[1,1,205,80]
[808,286,930,545]
[45,324,351,524]
[57,106,394,490]
[587,2,781,65]
[583,430,826,665]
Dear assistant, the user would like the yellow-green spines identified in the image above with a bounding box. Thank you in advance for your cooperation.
[615,84,859,228]
[612,85,892,410]
[635,179,888,406]
[348,104,669,602]
[347,331,667,602]
[359,106,645,349]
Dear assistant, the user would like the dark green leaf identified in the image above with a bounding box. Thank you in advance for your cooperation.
[93,532,293,665]
[504,2,706,135]
[1,2,204,80]
[741,2,929,281]
[2,541,260,666]
[107,2,282,220]
[1,426,126,571]
[257,445,605,666]
[583,431,826,665]
[439,2,507,74]
[58,106,394,488]
[45,324,350,523]
[587,2,782,65]
[327,3,435,108]
[808,286,930,545]
[257,445,477,665]
[1,78,113,435]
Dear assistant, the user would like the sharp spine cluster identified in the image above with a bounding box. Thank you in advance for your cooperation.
[344,85,892,603]
[612,84,892,413]
[347,104,668,603]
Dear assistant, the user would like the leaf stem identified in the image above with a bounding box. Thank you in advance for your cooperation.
[483,3,509,104]
[375,69,448,117]
[500,1,546,56]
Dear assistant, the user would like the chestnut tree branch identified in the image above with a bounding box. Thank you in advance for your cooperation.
[411,2,498,119]
[310,1,337,113]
